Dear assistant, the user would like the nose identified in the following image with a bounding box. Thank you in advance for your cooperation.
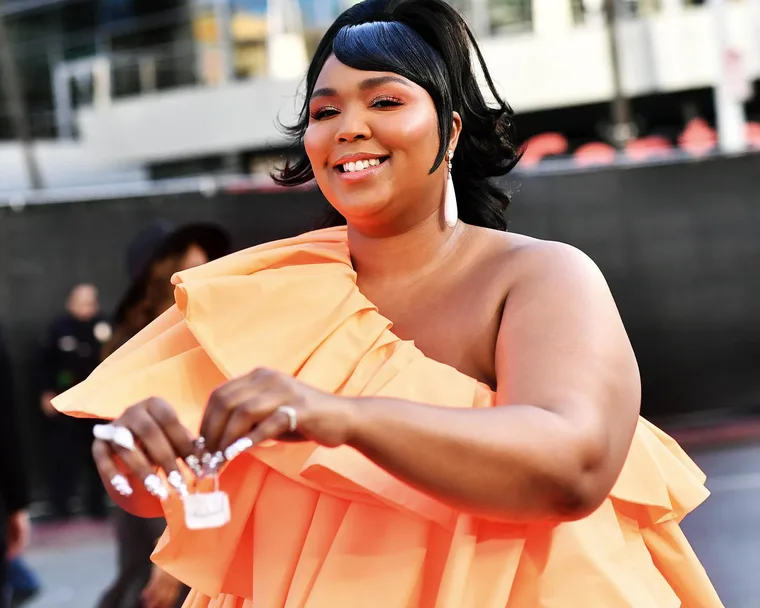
[335,108,371,143]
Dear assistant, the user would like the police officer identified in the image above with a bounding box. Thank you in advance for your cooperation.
[40,284,112,520]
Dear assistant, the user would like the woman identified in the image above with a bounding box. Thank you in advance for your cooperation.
[54,1,722,606]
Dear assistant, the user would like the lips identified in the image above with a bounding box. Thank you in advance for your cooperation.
[331,154,390,183]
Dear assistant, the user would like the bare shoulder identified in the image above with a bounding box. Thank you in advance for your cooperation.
[467,226,610,298]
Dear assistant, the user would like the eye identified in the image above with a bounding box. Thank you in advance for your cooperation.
[310,106,340,120]
[371,96,404,109]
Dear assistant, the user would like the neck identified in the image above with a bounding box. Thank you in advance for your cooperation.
[349,211,466,287]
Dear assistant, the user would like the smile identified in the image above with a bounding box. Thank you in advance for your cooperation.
[338,157,388,173]
[333,156,390,182]
[335,156,390,173]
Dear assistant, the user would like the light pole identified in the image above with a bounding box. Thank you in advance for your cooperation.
[711,0,748,153]
[0,6,43,189]
[604,0,635,149]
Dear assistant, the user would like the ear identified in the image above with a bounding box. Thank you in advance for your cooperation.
[448,111,463,155]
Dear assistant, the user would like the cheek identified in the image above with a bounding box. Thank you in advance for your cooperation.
[377,110,440,165]
[304,125,328,169]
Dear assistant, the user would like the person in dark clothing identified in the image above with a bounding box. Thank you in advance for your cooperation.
[97,221,230,608]
[0,324,31,608]
[5,556,40,606]
[40,284,112,519]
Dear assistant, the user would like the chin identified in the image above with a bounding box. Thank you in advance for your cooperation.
[325,190,393,221]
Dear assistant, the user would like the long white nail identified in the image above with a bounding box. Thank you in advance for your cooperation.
[144,474,169,500]
[185,455,203,478]
[110,474,133,496]
[224,437,253,461]
[167,471,189,497]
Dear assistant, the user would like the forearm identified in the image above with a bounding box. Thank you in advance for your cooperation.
[348,398,604,522]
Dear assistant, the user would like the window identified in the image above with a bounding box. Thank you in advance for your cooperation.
[572,0,663,24]
[488,0,532,33]
[448,0,532,35]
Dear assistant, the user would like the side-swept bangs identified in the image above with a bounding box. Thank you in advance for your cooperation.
[332,21,452,173]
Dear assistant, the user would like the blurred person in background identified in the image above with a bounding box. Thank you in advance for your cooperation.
[0,324,32,608]
[40,284,112,520]
[4,557,40,607]
[96,222,230,608]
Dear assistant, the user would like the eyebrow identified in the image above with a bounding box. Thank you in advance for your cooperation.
[310,75,411,100]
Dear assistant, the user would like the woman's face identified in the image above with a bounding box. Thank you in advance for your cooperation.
[305,55,460,233]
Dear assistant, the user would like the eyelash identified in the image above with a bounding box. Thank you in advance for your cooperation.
[309,96,404,120]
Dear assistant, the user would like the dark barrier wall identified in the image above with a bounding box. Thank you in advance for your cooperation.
[1,153,759,498]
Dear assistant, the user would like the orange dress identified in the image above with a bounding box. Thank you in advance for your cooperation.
[53,227,723,607]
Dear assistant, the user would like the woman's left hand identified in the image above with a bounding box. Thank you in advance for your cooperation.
[198,368,357,461]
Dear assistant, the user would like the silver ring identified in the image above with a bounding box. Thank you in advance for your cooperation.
[277,406,298,433]
[93,423,136,451]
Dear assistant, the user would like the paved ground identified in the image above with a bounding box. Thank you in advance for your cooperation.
[17,439,760,608]
[680,443,760,608]
[22,521,115,607]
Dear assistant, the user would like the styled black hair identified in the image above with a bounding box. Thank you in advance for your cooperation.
[273,0,520,231]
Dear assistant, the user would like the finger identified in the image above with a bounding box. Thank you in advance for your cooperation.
[225,407,296,461]
[122,414,185,496]
[200,370,271,452]
[218,391,289,458]
[145,397,196,459]
[198,384,239,454]
[92,439,135,498]
[111,439,170,501]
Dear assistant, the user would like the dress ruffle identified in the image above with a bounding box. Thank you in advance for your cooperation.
[53,227,722,607]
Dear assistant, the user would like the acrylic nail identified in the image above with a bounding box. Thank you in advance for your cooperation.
[185,455,203,478]
[167,470,189,497]
[144,474,169,500]
[110,474,133,496]
[224,437,253,462]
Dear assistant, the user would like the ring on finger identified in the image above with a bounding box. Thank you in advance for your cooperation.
[277,405,298,433]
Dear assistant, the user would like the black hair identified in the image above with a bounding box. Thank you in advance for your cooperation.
[272,0,520,231]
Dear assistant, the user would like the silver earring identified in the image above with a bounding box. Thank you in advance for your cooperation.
[444,149,458,228]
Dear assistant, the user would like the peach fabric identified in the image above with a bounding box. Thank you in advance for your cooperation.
[53,227,723,607]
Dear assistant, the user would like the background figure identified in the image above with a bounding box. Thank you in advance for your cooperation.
[97,221,230,608]
[0,324,31,608]
[4,557,40,607]
[40,284,112,520]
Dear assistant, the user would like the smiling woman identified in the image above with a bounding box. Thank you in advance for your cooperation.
[52,1,723,607]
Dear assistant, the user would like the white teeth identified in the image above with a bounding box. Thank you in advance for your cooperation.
[342,158,382,173]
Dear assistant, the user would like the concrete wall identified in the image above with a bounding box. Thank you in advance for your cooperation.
[2,154,758,487]
[0,142,147,193]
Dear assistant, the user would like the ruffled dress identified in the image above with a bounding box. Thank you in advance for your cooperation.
[53,227,723,607]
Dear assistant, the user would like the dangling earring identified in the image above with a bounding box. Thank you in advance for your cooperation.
[444,149,458,228]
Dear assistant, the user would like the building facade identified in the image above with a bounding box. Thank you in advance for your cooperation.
[1,0,759,187]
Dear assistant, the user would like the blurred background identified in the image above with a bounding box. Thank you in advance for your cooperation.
[0,0,758,606]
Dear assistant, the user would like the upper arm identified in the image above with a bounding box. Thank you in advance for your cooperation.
[495,241,640,494]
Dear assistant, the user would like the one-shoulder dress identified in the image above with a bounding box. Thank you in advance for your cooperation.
[53,227,723,608]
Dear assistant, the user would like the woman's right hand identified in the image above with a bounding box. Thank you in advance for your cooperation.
[91,397,197,517]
